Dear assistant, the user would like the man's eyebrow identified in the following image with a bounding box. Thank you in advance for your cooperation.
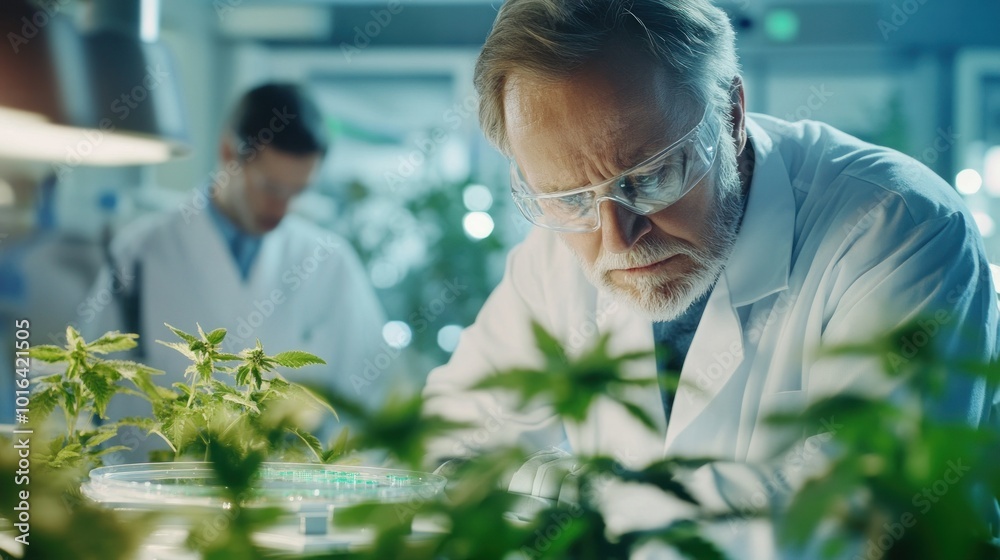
[611,143,666,173]
[535,177,586,193]
[610,131,681,173]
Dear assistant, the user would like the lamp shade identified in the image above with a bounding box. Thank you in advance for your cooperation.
[0,0,190,166]
[83,28,191,162]
[0,2,91,129]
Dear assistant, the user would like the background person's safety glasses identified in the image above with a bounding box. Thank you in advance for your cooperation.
[510,105,722,233]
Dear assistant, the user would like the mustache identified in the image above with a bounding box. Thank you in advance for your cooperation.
[594,235,704,272]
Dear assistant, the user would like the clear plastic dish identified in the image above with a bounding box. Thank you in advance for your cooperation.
[82,462,447,510]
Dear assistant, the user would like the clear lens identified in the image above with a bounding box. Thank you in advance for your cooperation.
[536,190,598,230]
[513,190,599,231]
[510,106,721,233]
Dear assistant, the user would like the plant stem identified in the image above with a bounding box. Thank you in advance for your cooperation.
[219,416,242,440]
[186,367,200,408]
[64,407,75,441]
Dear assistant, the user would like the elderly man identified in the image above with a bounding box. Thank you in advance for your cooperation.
[422,0,997,551]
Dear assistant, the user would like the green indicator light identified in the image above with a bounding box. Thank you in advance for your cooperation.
[765,9,800,43]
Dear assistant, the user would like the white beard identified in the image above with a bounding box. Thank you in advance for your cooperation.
[571,136,746,322]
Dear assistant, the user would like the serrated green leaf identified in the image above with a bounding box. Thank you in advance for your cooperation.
[267,377,290,391]
[51,444,82,464]
[196,360,214,382]
[91,362,123,383]
[271,351,327,369]
[158,340,197,360]
[29,387,61,422]
[116,416,158,433]
[215,353,243,362]
[81,369,116,417]
[152,386,180,400]
[165,323,199,345]
[87,332,139,354]
[208,379,240,395]
[205,328,227,345]
[66,325,84,348]
[222,393,261,414]
[249,366,263,390]
[104,360,165,402]
[172,382,192,396]
[105,360,165,378]
[235,365,251,386]
[29,344,69,363]
[81,427,120,448]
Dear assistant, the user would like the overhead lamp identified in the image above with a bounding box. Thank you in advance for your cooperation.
[0,0,190,166]
[82,0,190,164]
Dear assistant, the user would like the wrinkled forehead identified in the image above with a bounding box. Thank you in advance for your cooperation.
[503,54,700,191]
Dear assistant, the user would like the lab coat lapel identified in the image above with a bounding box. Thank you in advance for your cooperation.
[664,276,744,455]
[591,288,667,467]
[663,116,797,457]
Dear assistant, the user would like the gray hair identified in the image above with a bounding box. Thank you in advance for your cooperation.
[474,0,740,155]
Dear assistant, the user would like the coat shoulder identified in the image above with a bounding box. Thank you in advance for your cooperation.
[756,114,966,228]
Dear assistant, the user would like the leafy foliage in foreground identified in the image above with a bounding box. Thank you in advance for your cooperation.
[11,319,1000,560]
[768,322,1000,560]
[473,321,658,430]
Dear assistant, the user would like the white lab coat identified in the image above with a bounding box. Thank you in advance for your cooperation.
[423,114,999,556]
[85,204,393,460]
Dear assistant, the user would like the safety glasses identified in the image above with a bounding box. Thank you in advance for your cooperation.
[510,105,722,233]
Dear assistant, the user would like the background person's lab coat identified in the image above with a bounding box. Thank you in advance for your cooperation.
[423,114,1000,557]
[84,202,394,461]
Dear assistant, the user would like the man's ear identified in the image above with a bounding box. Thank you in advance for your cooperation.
[728,76,747,155]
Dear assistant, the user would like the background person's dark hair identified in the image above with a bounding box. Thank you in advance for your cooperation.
[227,82,330,158]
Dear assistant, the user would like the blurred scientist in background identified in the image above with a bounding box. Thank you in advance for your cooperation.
[86,83,391,457]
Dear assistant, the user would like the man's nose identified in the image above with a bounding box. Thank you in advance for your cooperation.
[599,200,651,253]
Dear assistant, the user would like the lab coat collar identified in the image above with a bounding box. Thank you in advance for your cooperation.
[723,116,796,308]
[663,117,796,455]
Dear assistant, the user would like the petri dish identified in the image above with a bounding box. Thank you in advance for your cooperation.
[82,462,447,511]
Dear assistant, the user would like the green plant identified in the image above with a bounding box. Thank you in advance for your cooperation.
[27,327,164,470]
[13,317,1000,560]
[473,321,660,430]
[769,322,1000,560]
[0,442,158,560]
[148,323,336,463]
[300,324,721,560]
[18,326,342,560]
